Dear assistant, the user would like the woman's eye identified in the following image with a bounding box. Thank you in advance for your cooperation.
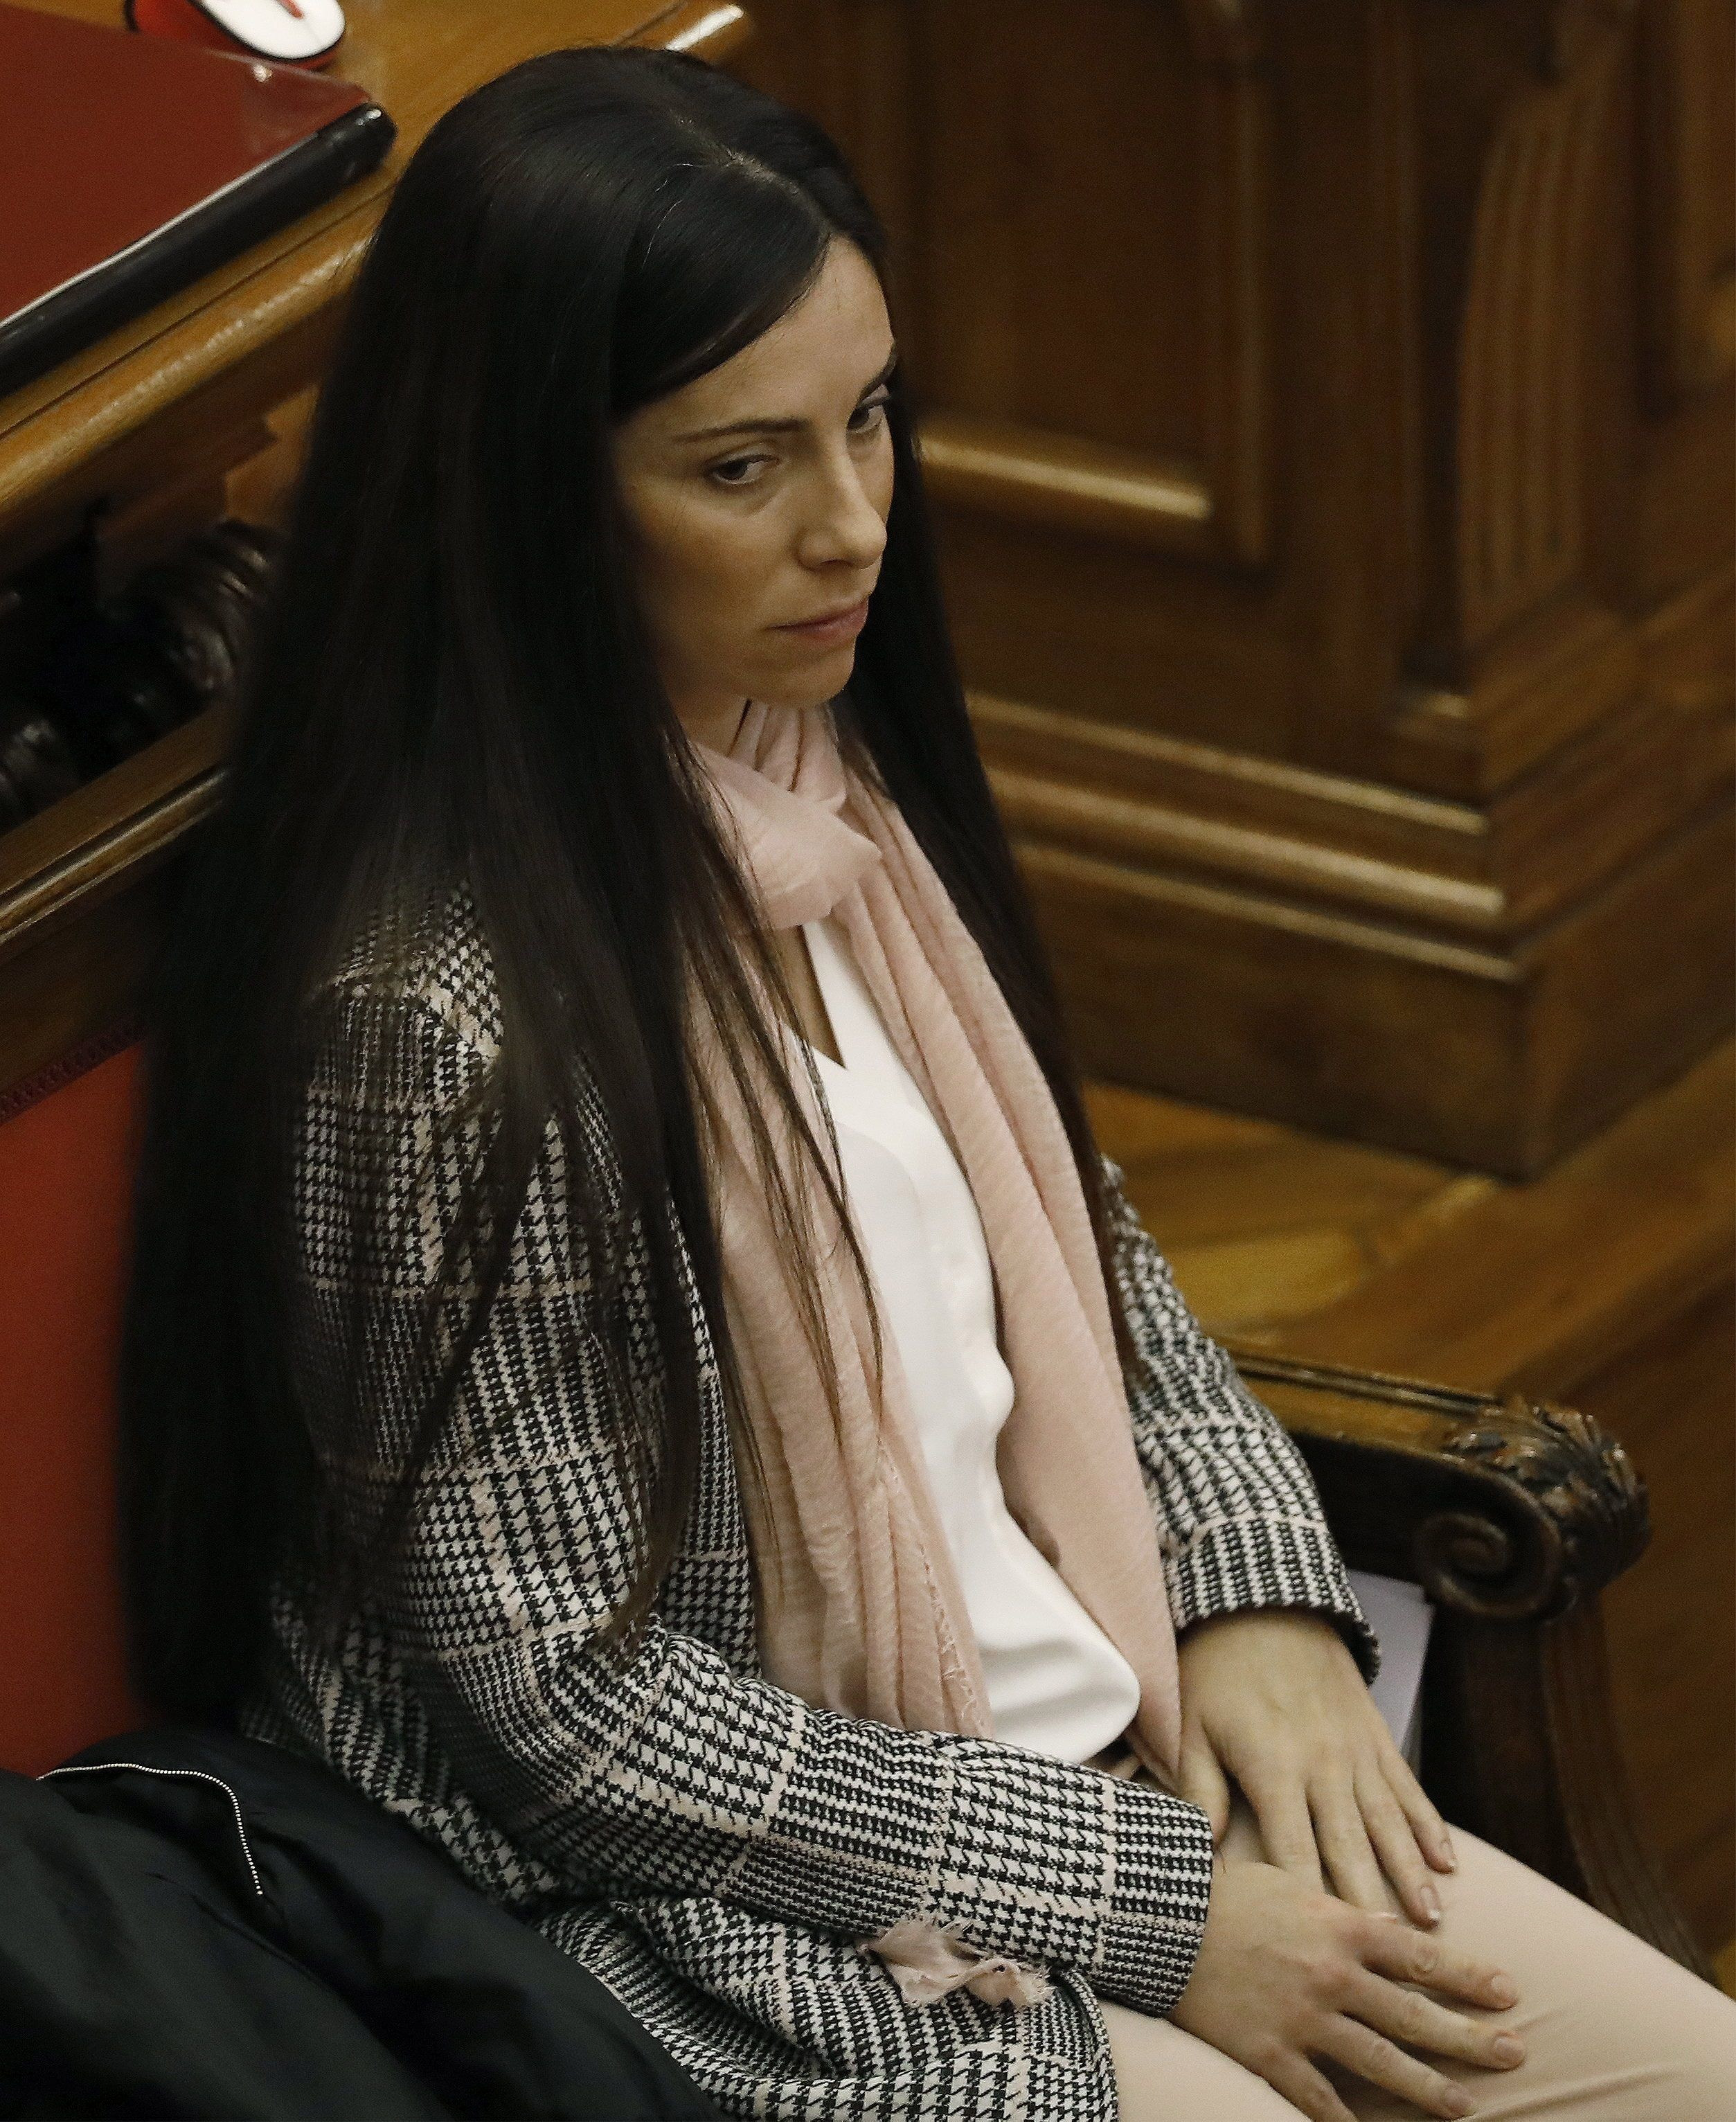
[705,396,892,490]
[708,454,767,488]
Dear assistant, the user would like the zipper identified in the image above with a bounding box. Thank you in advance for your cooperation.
[40,1762,266,1899]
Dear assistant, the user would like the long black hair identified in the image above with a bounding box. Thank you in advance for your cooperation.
[119,43,1136,1722]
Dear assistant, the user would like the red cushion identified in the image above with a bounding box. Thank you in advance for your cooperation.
[0,1044,148,1773]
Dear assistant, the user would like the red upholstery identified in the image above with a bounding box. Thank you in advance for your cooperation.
[0,1042,149,1774]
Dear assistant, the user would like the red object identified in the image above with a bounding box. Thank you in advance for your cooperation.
[0,1040,150,1774]
[124,0,343,70]
[0,3,369,326]
[0,4,391,398]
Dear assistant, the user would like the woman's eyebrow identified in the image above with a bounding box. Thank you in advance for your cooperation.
[674,344,898,443]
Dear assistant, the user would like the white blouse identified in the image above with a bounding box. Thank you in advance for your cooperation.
[796,913,1143,1765]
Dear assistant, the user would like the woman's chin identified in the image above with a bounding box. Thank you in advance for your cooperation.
[754,654,857,713]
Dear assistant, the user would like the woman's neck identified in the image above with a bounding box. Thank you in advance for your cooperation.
[679,695,751,754]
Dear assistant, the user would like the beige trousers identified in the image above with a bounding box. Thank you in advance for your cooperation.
[1100,1797,1736,2120]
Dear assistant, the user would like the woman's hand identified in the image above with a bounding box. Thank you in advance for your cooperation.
[1176,1608,1456,1929]
[1170,1857,1525,2121]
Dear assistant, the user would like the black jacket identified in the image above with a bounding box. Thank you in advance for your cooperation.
[0,1727,724,2120]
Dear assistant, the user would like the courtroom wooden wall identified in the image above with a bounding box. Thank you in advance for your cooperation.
[728,0,1736,1178]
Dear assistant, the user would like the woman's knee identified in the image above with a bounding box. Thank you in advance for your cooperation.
[1437,1830,1736,2108]
[1661,1972,1736,2115]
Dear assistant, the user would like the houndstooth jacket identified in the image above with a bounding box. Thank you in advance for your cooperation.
[243,879,1377,2122]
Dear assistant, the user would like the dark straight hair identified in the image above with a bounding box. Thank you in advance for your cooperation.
[118,42,1137,1722]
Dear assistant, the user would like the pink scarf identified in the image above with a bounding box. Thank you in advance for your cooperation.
[686,699,1183,1796]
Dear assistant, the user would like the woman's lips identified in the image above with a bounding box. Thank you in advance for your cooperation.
[776,596,870,647]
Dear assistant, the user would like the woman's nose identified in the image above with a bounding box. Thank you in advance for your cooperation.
[798,449,889,569]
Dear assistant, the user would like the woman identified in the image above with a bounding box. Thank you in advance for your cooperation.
[119,44,1736,2122]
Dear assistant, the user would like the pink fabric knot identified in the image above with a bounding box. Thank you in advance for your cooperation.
[689,701,882,929]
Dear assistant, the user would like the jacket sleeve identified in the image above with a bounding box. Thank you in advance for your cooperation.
[1099,1154,1380,1681]
[285,981,1217,2018]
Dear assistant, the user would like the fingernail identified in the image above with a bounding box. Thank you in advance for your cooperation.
[1439,1831,1458,1871]
[1421,1886,1442,1925]
[1493,2035,1525,2066]
[1489,1974,1517,2005]
[1445,2090,1476,2118]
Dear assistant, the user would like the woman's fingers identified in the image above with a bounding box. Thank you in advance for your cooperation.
[1170,1855,1521,2122]
[1238,1767,1325,1893]
[1360,1910,1521,2014]
[1316,2015,1476,2120]
[1354,1763,1444,1928]
[1341,1963,1526,2073]
[1321,1945,1528,2120]
[1375,1726,1457,1873]
[1176,1729,1233,1842]
[1310,1773,1390,1915]
[1301,1914,1529,2122]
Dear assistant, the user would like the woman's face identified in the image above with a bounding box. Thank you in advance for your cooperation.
[611,236,895,752]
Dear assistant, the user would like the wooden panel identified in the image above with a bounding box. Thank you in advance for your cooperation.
[1641,0,1736,407]
[1524,800,1736,1157]
[1634,1,1736,598]
[978,690,1500,927]
[1590,1281,1736,1954]
[1027,832,1530,1170]
[979,671,1736,941]
[1637,357,1736,601]
[1022,781,1736,1176]
[913,0,1273,562]
[935,501,1296,758]
[1452,7,1630,649]
[918,1,1204,460]
[735,0,1279,566]
[918,414,1218,555]
[729,0,1736,1172]
[1268,1037,1736,1396]
[1391,0,1645,792]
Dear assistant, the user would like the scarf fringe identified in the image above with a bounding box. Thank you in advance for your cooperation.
[859,1918,1054,2010]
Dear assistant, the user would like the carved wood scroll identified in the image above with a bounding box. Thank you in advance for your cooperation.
[1427,1397,1648,1622]
[1237,1350,1650,1623]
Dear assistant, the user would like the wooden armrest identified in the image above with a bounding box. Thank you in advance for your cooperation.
[1227,1348,1646,1621]
[1231,1346,1714,1983]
